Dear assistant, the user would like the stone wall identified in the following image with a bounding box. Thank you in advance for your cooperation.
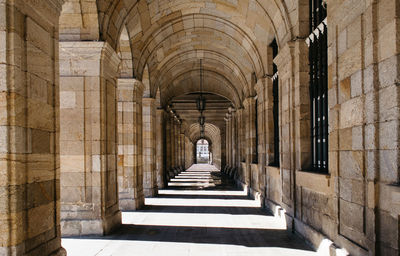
[0,0,65,255]
[230,0,400,255]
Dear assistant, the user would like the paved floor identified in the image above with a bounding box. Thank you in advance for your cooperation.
[63,164,316,256]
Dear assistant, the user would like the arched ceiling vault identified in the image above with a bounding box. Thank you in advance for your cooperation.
[61,0,295,125]
[171,93,232,131]
[163,71,240,108]
[94,0,294,101]
[188,123,221,145]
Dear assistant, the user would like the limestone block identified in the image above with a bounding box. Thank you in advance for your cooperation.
[378,20,398,62]
[378,210,399,252]
[365,150,377,180]
[339,199,364,232]
[365,92,378,124]
[352,125,363,150]
[338,77,351,104]
[363,64,375,94]
[27,203,55,239]
[379,120,398,150]
[379,84,399,122]
[60,91,76,109]
[379,150,399,183]
[378,55,399,89]
[339,128,352,150]
[338,41,362,80]
[26,17,52,56]
[339,151,364,180]
[340,97,363,129]
[350,70,362,98]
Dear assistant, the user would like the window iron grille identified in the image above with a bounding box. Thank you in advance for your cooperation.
[307,0,328,172]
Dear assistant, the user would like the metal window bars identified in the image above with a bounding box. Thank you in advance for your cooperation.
[270,39,280,167]
[306,0,328,172]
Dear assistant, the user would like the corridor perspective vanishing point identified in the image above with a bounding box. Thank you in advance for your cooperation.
[0,0,399,256]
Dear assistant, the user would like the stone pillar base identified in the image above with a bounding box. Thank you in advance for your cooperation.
[103,209,122,234]
[61,209,121,236]
[50,247,67,256]
[144,187,157,197]
[119,195,144,211]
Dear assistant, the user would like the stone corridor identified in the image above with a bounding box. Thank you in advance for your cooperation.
[63,165,315,256]
[1,1,399,255]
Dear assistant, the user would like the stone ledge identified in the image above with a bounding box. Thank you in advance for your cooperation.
[293,217,357,256]
[296,170,333,195]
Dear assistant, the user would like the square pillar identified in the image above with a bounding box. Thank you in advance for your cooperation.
[156,108,165,188]
[142,98,157,197]
[0,1,65,255]
[59,42,121,236]
[117,79,145,210]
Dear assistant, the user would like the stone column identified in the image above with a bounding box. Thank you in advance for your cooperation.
[242,97,257,186]
[255,78,268,202]
[116,79,144,210]
[174,122,180,168]
[170,117,176,169]
[180,132,186,168]
[225,114,231,166]
[59,42,121,236]
[165,113,172,174]
[142,98,157,197]
[176,124,181,168]
[185,137,194,169]
[0,1,65,255]
[231,110,237,167]
[155,108,164,188]
[220,126,226,168]
[243,97,257,164]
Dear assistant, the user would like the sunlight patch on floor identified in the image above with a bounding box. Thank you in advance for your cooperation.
[157,189,247,196]
[144,197,261,207]
[62,239,317,256]
[170,178,215,182]
[122,211,286,230]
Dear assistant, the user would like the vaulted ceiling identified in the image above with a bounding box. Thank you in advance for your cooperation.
[60,0,297,135]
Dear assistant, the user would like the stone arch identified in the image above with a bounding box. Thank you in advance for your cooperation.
[188,123,222,169]
[94,0,295,106]
[117,25,134,78]
[60,0,100,41]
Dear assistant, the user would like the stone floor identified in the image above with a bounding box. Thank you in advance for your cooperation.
[62,164,316,256]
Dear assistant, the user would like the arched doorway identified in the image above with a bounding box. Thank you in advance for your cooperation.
[196,139,211,164]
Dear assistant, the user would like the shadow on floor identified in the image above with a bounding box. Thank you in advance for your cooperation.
[62,165,315,256]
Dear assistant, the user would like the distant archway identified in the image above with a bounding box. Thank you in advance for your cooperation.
[196,139,211,164]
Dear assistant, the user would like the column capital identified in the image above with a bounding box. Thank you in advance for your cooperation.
[117,78,145,94]
[60,41,120,79]
[142,97,157,105]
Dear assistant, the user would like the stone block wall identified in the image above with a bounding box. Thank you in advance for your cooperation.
[0,0,65,255]
[228,0,400,255]
[0,0,62,255]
